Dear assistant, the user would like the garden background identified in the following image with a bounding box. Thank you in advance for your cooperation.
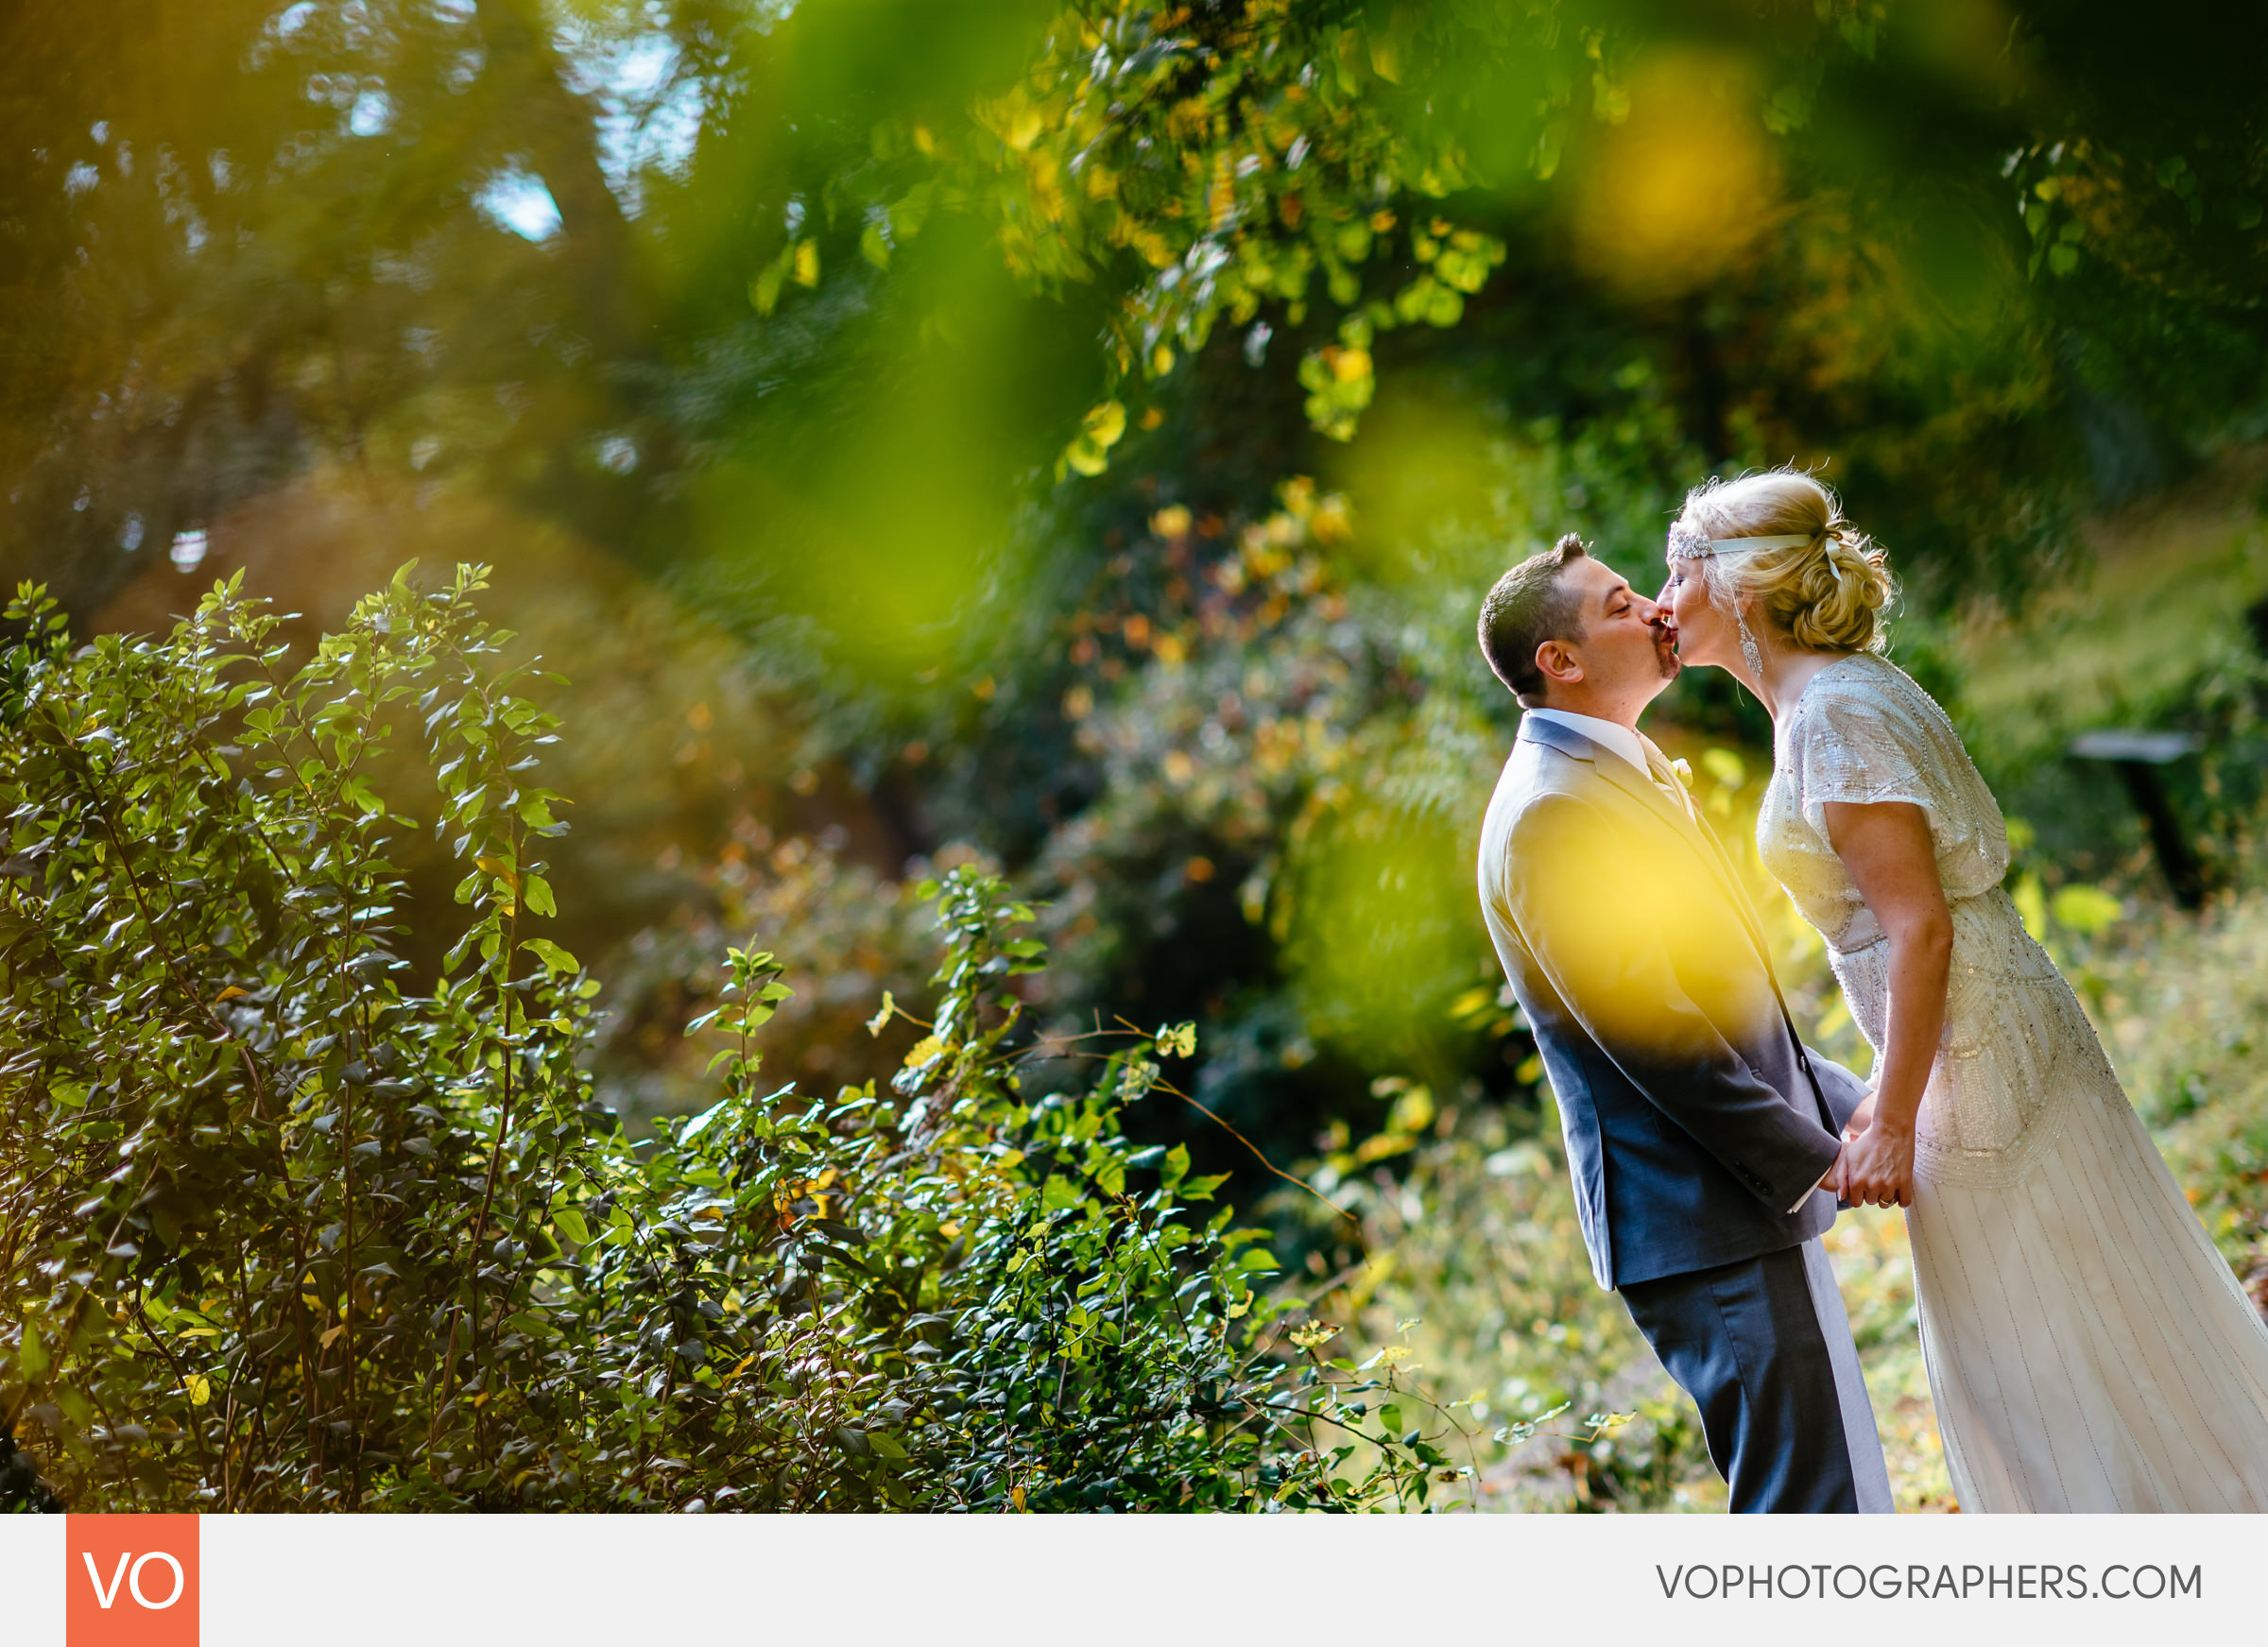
[7,0,2268,1511]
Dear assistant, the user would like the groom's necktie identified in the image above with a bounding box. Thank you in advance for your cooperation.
[1637,737,1695,822]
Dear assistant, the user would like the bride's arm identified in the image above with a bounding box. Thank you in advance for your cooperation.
[1820,798,1952,1209]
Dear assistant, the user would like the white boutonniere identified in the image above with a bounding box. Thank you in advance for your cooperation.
[1669,757,1694,790]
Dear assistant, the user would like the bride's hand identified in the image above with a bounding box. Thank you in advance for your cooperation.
[1834,1121,1914,1210]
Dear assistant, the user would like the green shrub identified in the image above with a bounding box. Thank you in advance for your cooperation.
[0,567,624,1508]
[1272,1100,1714,1511]
[0,568,1459,1511]
[2077,893,2268,1295]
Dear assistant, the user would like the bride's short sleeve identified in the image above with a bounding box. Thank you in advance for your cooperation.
[1785,663,2008,897]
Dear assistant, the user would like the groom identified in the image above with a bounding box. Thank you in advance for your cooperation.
[1474,534,1892,1514]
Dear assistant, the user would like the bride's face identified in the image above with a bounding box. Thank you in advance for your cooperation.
[1658,556,1739,673]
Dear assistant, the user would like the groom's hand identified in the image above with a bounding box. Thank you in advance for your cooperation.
[1843,1093,1877,1140]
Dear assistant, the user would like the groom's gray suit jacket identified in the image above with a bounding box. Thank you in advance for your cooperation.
[1478,713,1864,1289]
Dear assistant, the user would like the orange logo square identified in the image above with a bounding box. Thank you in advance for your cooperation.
[66,1515,198,1647]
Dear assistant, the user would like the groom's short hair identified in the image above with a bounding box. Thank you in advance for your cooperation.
[1478,534,1589,706]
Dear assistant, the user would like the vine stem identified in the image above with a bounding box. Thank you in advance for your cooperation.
[461,821,524,1478]
[1080,1016,1363,1231]
[129,1296,216,1482]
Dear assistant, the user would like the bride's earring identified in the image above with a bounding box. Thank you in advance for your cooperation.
[1737,609,1765,681]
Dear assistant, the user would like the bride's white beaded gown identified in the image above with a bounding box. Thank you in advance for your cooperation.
[1759,651,2268,1512]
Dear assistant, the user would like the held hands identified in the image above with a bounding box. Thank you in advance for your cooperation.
[1835,1092,1915,1210]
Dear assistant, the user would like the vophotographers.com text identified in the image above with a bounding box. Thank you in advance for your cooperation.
[1657,1563,2201,1602]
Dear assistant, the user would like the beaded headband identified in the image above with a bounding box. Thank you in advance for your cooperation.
[1666,523,1819,561]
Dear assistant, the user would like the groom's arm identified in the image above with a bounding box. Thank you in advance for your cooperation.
[1801,1048,1871,1135]
[1505,792,1844,1212]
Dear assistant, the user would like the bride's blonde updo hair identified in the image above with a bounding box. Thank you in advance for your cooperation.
[1669,468,1895,654]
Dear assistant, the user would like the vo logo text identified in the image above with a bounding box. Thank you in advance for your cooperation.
[65,1516,198,1647]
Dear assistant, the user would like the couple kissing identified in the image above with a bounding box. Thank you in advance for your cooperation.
[1474,468,2268,1513]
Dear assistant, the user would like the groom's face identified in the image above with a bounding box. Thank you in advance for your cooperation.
[1547,558,1680,708]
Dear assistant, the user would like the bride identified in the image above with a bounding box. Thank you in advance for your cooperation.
[1658,468,2268,1512]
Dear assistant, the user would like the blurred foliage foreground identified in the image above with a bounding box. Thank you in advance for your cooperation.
[0,566,1649,1513]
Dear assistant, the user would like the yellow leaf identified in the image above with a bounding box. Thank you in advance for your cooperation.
[902,1036,947,1071]
[1011,1484,1028,1511]
[182,1373,212,1406]
[212,986,249,1004]
[866,990,897,1037]
[320,1324,346,1351]
[793,239,820,287]
[1082,401,1126,448]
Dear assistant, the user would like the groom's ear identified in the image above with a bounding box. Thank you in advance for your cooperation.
[1533,638,1584,691]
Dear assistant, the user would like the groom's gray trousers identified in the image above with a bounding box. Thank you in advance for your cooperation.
[1622,1241,1892,1512]
[1478,712,1892,1513]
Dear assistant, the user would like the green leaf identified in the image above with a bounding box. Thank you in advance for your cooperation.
[1161,1142,1190,1191]
[2051,884,2122,935]
[522,937,578,974]
[522,872,558,918]
[552,1205,591,1245]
